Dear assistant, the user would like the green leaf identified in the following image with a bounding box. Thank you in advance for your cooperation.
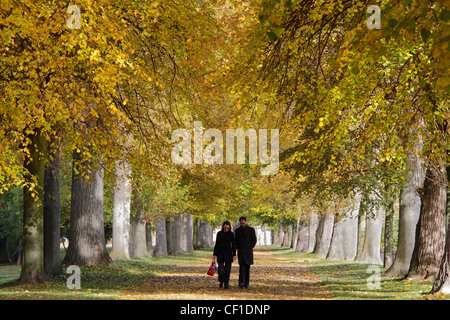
[439,9,450,22]
[267,31,277,42]
[274,27,284,37]
[351,65,360,75]
[419,78,427,89]
[259,14,266,23]
[387,18,397,29]
[420,28,431,42]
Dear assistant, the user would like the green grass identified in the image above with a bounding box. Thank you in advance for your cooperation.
[271,247,443,300]
[0,248,213,300]
[1,246,448,300]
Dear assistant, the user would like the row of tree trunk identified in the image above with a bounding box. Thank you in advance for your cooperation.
[275,153,449,293]
[19,138,214,283]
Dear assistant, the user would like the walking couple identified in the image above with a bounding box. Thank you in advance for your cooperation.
[212,217,257,289]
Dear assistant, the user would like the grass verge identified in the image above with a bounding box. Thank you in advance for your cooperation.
[0,248,212,300]
[271,246,449,300]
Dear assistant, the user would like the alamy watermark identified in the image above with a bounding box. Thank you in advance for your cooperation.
[366,265,381,290]
[367,5,381,29]
[171,121,279,175]
[66,265,81,289]
[66,4,81,29]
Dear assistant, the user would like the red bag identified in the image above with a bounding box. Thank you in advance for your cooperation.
[207,262,216,276]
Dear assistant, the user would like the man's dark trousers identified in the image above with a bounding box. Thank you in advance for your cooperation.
[239,263,250,287]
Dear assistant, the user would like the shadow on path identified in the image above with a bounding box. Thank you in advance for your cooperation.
[120,248,333,300]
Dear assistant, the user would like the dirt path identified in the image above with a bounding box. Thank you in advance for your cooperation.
[120,248,332,300]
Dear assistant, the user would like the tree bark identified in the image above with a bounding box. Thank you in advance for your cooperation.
[430,166,450,294]
[129,186,149,258]
[384,140,423,276]
[327,217,344,260]
[129,211,149,258]
[146,222,153,254]
[355,203,384,265]
[195,220,213,248]
[355,199,367,261]
[327,198,359,261]
[307,214,318,253]
[282,225,290,247]
[405,164,447,280]
[277,225,285,246]
[183,213,194,253]
[172,214,182,254]
[315,210,334,259]
[166,218,173,254]
[342,196,359,260]
[43,135,62,276]
[384,199,395,269]
[153,218,167,256]
[62,150,112,266]
[296,223,309,252]
[111,161,131,260]
[20,128,47,284]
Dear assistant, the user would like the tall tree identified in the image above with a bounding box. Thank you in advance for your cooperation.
[62,150,112,266]
[20,128,47,283]
[355,198,384,265]
[384,134,424,276]
[111,160,131,260]
[430,165,450,294]
[153,217,168,257]
[405,161,447,280]
[43,134,62,276]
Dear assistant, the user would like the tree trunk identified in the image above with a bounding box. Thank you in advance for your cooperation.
[129,186,149,258]
[430,166,450,294]
[307,214,318,253]
[293,217,300,251]
[355,199,367,261]
[146,222,153,254]
[111,161,131,260]
[282,226,290,247]
[62,150,112,266]
[20,129,47,284]
[172,214,182,254]
[342,196,359,260]
[290,224,296,249]
[355,203,384,265]
[195,220,213,248]
[384,140,423,276]
[327,217,344,260]
[278,225,285,246]
[183,213,194,253]
[405,164,447,280]
[166,218,173,254]
[326,197,359,261]
[129,211,149,258]
[296,223,309,252]
[153,218,167,256]
[43,135,62,276]
[384,199,395,269]
[315,210,334,259]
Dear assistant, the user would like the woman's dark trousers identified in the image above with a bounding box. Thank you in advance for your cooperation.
[218,261,232,288]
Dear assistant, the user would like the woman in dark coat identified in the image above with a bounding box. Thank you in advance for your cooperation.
[212,221,236,289]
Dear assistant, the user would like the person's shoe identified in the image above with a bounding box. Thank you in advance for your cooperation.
[219,282,223,288]
[224,283,229,289]
[239,282,244,289]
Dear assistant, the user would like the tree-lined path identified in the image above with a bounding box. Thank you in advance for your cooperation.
[0,0,448,300]
[120,247,332,300]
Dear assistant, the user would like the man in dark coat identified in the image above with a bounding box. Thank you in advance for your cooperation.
[234,216,257,288]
